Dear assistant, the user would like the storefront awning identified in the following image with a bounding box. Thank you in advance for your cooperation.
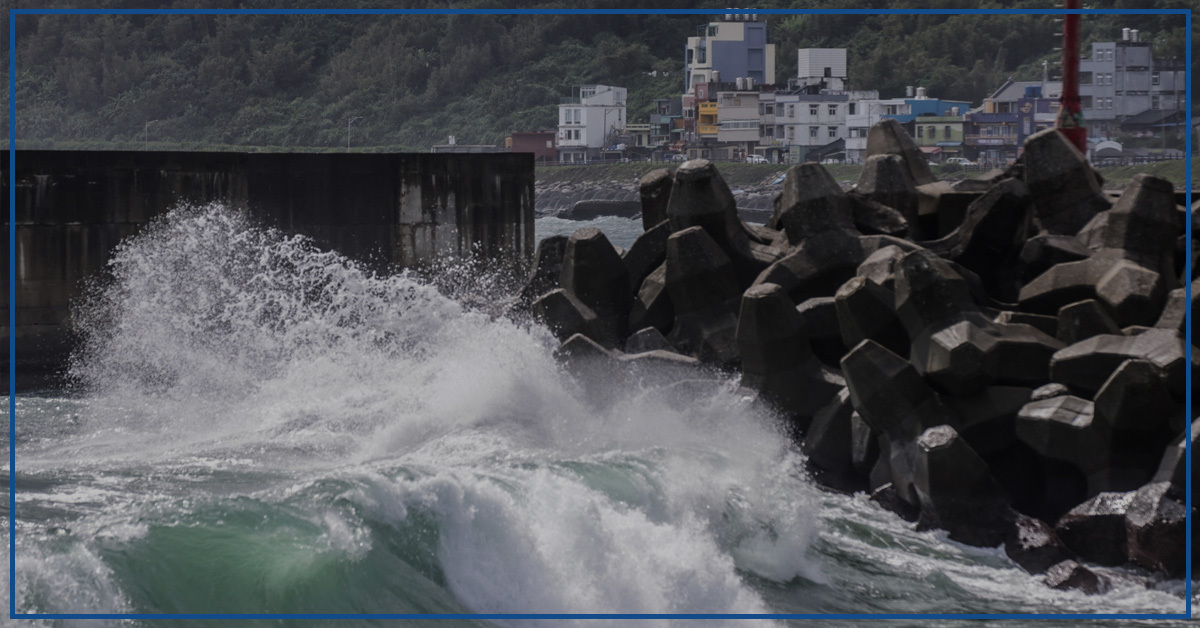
[919,146,942,155]
[935,141,962,147]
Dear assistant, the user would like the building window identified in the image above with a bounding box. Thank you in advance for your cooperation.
[787,126,795,139]
[765,104,774,115]
[927,126,935,139]
[809,105,819,116]
[1080,71,1092,85]
[809,126,818,138]
[828,126,837,138]
[1152,95,1160,109]
[943,126,951,139]
[788,105,795,118]
[1081,95,1093,109]
[848,103,856,115]
[708,25,717,36]
[917,126,923,138]
[765,126,774,137]
[1152,71,1160,85]
[828,105,837,116]
[1106,97,1113,109]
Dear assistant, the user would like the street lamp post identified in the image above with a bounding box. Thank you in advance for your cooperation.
[144,120,158,148]
[347,116,363,150]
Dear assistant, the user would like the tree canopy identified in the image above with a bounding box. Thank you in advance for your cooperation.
[1,0,1191,150]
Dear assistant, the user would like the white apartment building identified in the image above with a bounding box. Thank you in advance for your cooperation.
[557,84,628,164]
[775,93,849,160]
[844,95,908,163]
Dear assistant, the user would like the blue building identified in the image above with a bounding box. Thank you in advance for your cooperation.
[684,13,776,95]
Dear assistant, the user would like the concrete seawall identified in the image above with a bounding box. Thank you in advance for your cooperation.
[3,150,535,391]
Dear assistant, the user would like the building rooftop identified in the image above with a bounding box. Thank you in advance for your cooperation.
[988,79,1062,102]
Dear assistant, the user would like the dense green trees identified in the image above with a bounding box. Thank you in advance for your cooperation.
[0,1,1190,150]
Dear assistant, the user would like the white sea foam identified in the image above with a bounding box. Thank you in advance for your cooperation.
[48,203,822,619]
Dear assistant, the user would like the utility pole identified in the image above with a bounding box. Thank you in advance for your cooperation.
[1056,0,1087,153]
[347,116,363,150]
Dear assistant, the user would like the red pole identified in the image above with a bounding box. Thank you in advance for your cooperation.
[1057,0,1088,153]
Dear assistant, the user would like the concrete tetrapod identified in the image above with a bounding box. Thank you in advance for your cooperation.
[895,249,1064,395]
[1021,127,1112,236]
[1054,491,1135,567]
[666,159,783,287]
[920,178,1034,302]
[912,424,1014,547]
[737,282,844,433]
[664,226,743,366]
[841,339,960,506]
[865,118,936,187]
[856,155,921,238]
[559,228,632,346]
[638,168,673,231]
[1020,175,1180,327]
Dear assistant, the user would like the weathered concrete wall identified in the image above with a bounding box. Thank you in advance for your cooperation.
[2,150,535,390]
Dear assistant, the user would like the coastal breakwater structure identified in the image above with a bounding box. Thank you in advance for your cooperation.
[4,150,535,389]
[520,120,1194,595]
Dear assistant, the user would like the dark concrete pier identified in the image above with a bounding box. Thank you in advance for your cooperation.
[3,150,535,391]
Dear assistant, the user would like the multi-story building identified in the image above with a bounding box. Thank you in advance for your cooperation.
[907,116,965,163]
[684,13,775,95]
[1080,30,1187,138]
[965,80,1060,165]
[882,90,972,163]
[650,98,683,149]
[713,90,762,160]
[844,95,905,163]
[755,90,783,162]
[557,84,627,164]
[775,91,852,163]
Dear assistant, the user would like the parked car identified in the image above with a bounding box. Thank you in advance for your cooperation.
[945,157,979,168]
[745,154,768,164]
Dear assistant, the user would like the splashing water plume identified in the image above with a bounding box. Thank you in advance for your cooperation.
[11,203,829,622]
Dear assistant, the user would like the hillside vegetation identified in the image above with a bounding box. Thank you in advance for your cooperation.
[2,1,1192,150]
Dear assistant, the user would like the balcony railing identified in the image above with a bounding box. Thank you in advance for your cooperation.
[698,124,719,136]
[964,135,1017,146]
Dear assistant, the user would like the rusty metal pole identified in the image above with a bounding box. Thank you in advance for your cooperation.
[1057,0,1088,153]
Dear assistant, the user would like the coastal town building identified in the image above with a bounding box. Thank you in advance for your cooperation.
[1080,31,1187,138]
[684,13,775,96]
[557,84,628,164]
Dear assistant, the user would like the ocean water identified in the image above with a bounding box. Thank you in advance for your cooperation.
[534,215,646,251]
[4,205,1190,626]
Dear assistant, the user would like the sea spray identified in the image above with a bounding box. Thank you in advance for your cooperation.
[14,203,825,622]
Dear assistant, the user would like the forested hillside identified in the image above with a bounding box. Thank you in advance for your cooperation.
[2,1,1192,150]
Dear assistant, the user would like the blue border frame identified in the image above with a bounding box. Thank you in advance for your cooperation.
[6,6,1192,622]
